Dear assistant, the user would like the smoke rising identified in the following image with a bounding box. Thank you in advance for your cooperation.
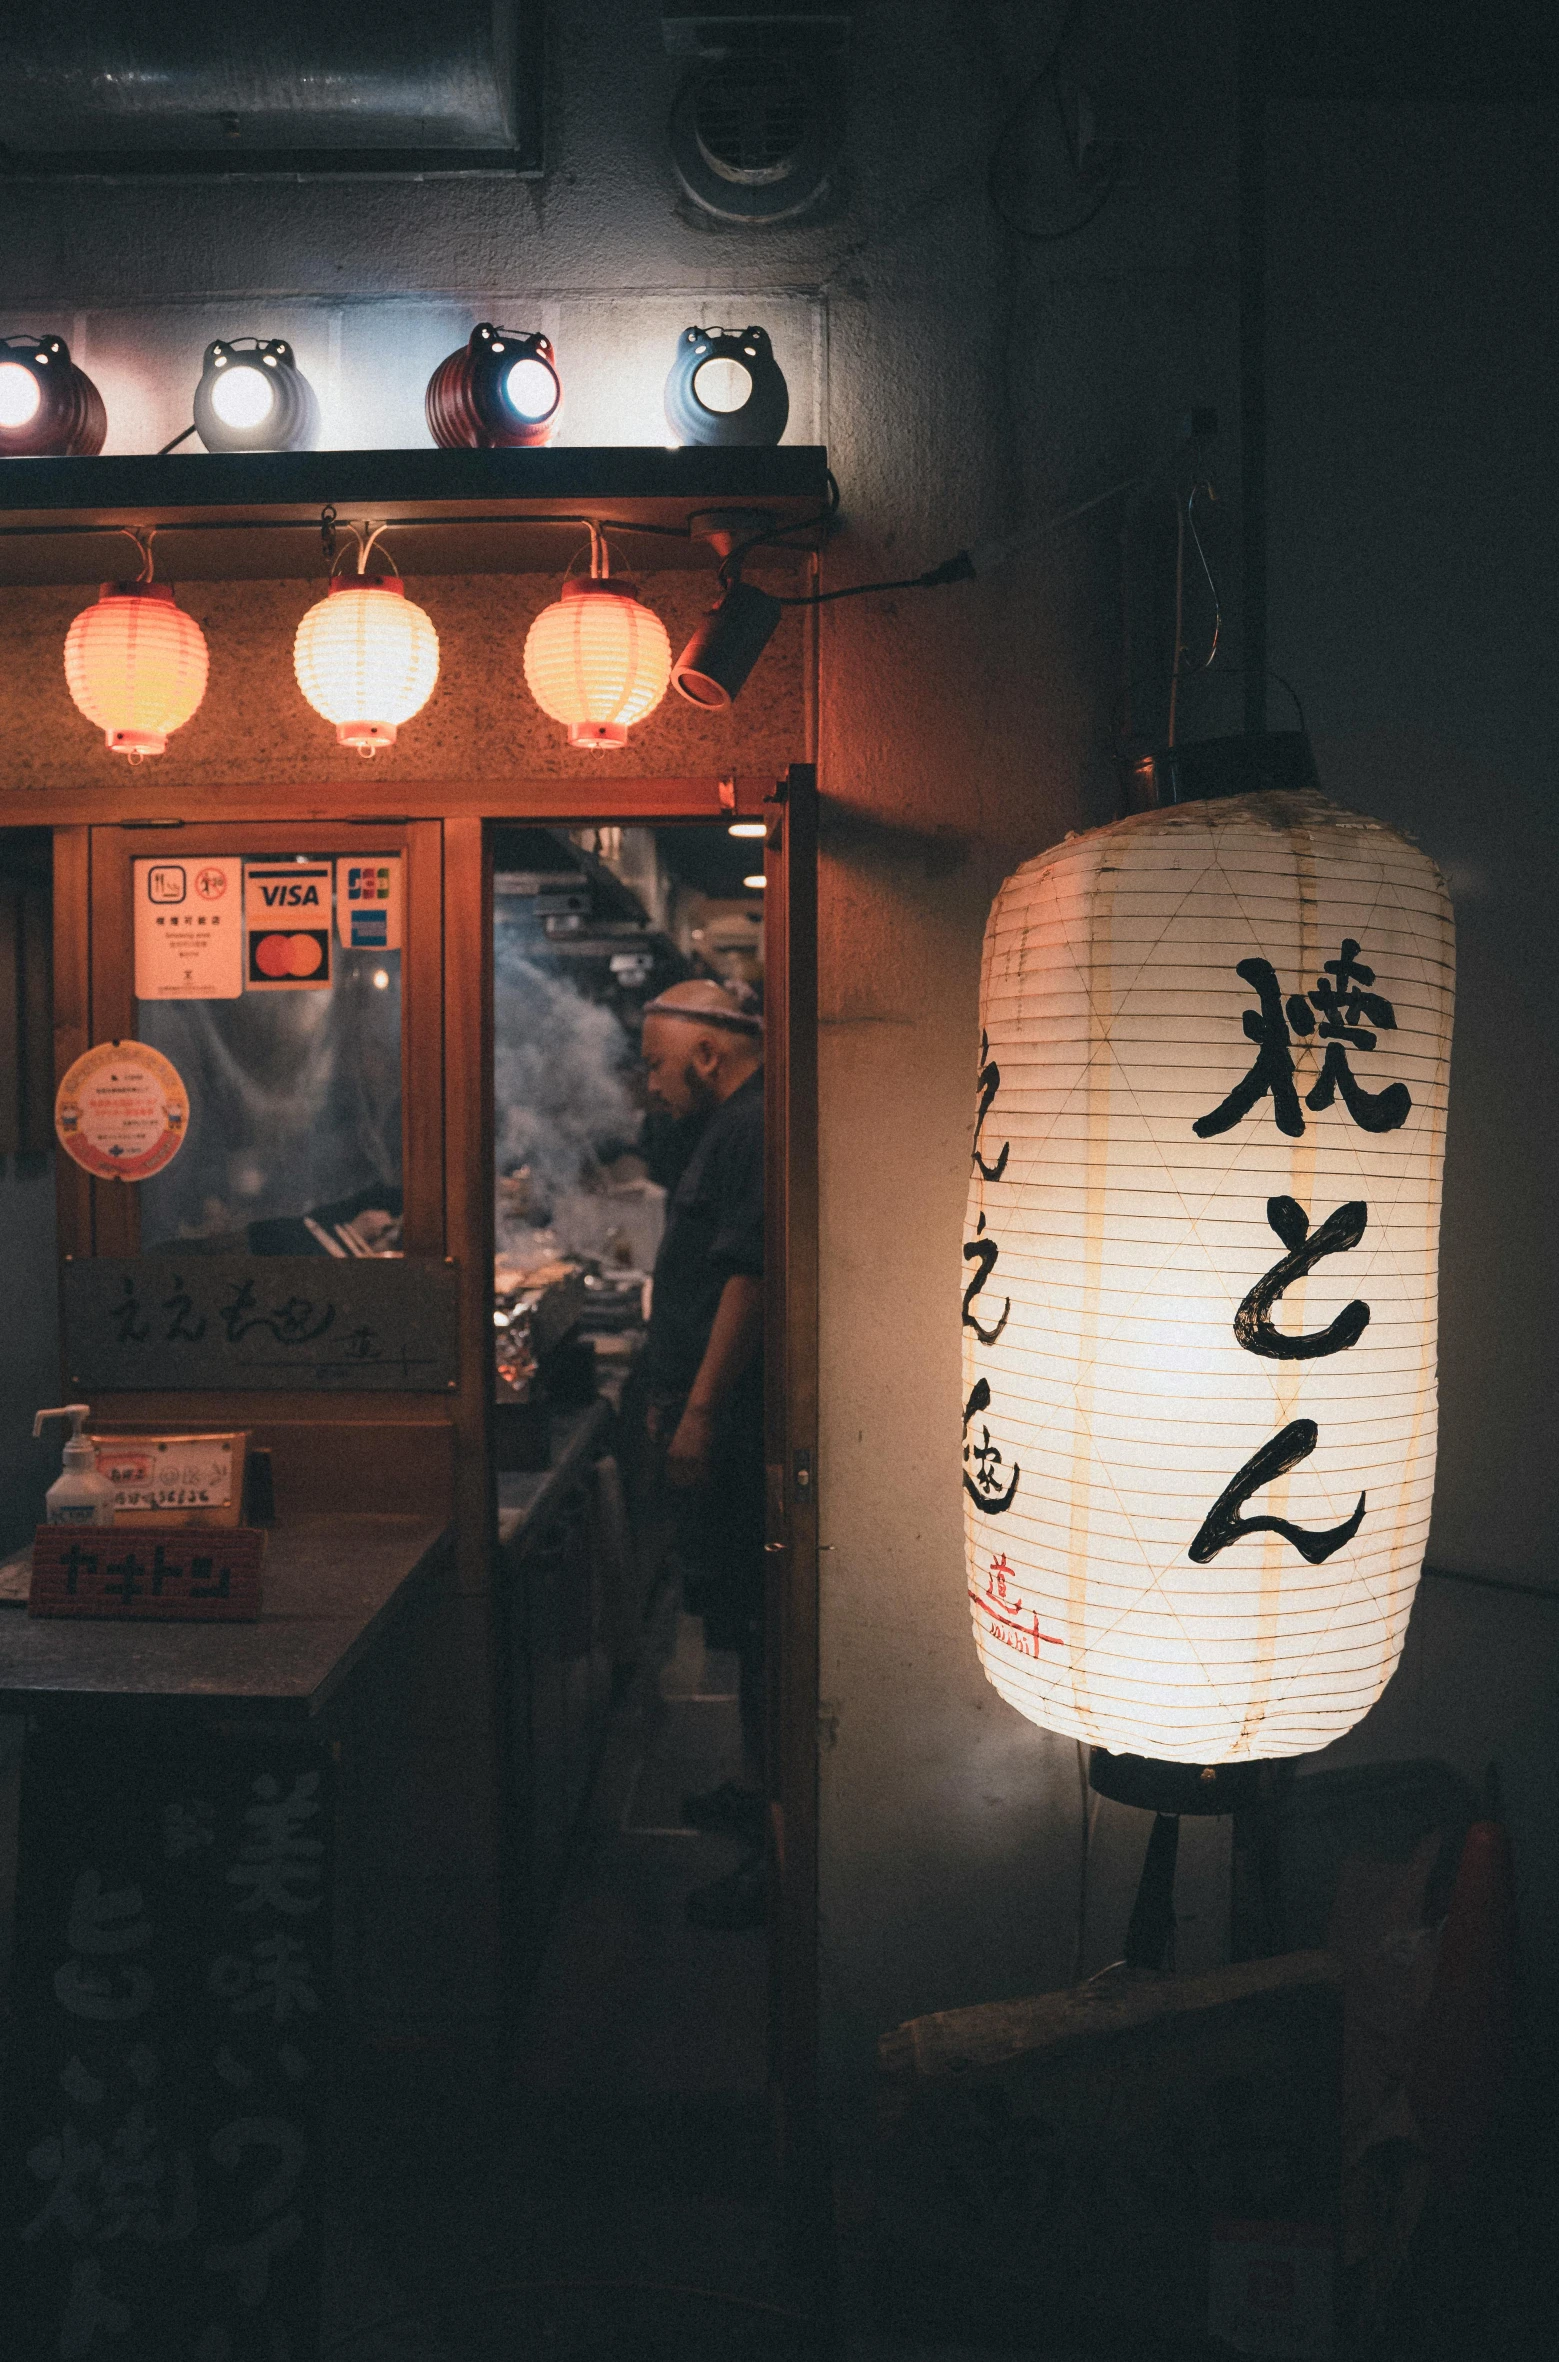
[493,939,642,1207]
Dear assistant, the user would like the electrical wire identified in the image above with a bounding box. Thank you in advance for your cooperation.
[1168,494,1185,748]
[156,423,198,455]
[1186,479,1222,669]
[717,471,842,589]
[319,2277,814,2355]
[987,0,1123,246]
[766,474,1140,608]
[0,510,720,549]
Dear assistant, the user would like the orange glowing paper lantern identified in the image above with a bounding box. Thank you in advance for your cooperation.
[63,582,209,757]
[523,575,671,749]
[293,576,440,754]
[962,784,1454,1766]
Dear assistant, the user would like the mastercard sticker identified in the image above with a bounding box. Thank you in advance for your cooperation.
[244,862,333,991]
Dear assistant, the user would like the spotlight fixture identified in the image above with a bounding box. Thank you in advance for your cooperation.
[0,333,107,458]
[64,577,209,759]
[664,326,788,447]
[426,323,563,449]
[293,534,440,756]
[193,338,317,454]
[672,580,783,708]
[524,531,671,750]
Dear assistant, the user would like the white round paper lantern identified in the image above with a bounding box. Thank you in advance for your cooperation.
[293,576,440,754]
[523,576,672,748]
[63,582,209,757]
[962,789,1454,1765]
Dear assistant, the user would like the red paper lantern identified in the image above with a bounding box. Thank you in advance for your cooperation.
[63,583,209,758]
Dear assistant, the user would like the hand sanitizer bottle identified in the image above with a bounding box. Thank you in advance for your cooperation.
[33,1406,116,1526]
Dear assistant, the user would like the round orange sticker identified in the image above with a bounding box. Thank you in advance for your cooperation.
[54,1041,190,1183]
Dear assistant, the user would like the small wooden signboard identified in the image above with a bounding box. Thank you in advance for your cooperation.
[92,1431,248,1528]
[29,1526,266,1621]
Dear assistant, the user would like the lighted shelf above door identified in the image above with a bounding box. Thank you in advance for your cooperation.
[0,446,830,586]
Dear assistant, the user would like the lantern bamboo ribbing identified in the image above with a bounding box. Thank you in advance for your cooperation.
[962,790,1454,1765]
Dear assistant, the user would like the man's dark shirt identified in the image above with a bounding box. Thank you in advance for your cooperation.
[644,1067,764,1406]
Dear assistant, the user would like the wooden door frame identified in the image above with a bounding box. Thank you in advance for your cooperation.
[38,769,820,2143]
[760,766,820,2170]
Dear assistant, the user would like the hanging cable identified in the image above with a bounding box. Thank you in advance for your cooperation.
[1168,495,1186,748]
[1186,479,1222,669]
[717,472,841,589]
[987,0,1123,246]
[765,473,1141,607]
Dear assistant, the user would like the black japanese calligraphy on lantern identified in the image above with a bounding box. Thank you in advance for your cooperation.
[962,1379,1020,1515]
[1190,1419,1366,1567]
[1233,1196,1371,1360]
[1194,941,1411,1139]
[962,1215,1010,1346]
[972,1031,1010,1182]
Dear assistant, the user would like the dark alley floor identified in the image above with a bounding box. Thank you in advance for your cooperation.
[321,1596,823,2361]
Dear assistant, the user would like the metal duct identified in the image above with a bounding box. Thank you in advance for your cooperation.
[0,2,542,172]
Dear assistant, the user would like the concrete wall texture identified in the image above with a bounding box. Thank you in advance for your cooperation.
[3,4,1555,2092]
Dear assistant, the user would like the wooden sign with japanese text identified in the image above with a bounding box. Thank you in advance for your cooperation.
[29,1527,265,1621]
[0,1726,332,2361]
[65,1255,459,1393]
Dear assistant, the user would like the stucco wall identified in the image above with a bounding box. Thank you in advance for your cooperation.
[6,3,1550,2097]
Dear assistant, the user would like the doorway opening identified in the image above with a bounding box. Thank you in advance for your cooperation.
[488,818,776,2092]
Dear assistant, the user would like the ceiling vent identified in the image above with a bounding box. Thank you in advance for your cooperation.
[0,2,543,177]
[663,5,849,223]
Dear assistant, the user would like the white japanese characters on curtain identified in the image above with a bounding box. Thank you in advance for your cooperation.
[962,791,1455,1764]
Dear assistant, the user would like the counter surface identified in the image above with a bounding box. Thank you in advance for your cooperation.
[0,1514,449,1719]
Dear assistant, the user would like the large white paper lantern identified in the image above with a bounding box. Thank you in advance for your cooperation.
[962,788,1454,1765]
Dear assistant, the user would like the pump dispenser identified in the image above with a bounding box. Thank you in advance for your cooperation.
[33,1405,115,1526]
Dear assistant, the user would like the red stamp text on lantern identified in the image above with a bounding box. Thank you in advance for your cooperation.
[969,1555,1063,1658]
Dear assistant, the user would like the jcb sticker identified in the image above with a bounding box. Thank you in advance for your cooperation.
[335,855,402,951]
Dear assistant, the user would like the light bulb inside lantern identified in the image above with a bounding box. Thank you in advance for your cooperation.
[728,822,766,838]
[209,363,276,430]
[743,873,766,889]
[0,362,42,428]
[504,357,558,420]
